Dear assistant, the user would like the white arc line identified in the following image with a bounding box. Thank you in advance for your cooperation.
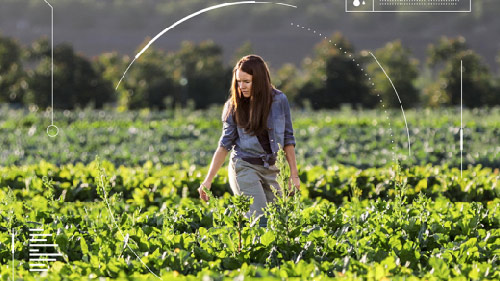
[30,239,47,242]
[43,0,54,125]
[30,234,52,237]
[116,1,297,90]
[30,249,40,252]
[369,52,401,104]
[369,52,412,157]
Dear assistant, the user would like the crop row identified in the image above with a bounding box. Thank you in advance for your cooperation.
[1,107,499,168]
[0,160,498,204]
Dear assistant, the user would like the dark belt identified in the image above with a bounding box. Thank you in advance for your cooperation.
[242,157,276,167]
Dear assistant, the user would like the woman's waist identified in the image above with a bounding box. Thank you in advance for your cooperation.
[231,149,276,167]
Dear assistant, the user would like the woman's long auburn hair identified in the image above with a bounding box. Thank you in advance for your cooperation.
[225,55,274,136]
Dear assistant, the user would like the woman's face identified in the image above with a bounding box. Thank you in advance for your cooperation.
[236,69,252,98]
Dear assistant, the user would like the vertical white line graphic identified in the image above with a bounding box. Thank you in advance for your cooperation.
[43,0,59,137]
[460,59,463,178]
[44,0,53,125]
[11,229,14,281]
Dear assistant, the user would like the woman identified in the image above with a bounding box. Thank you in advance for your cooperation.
[198,55,300,225]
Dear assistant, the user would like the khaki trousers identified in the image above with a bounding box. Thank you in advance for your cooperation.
[228,157,281,224]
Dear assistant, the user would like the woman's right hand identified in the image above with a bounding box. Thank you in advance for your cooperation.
[198,181,212,202]
[198,147,228,202]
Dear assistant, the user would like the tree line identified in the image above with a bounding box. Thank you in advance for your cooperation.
[0,32,499,110]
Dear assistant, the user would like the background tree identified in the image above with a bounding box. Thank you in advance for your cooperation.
[96,40,229,110]
[0,34,27,105]
[427,36,468,68]
[424,37,496,107]
[26,40,114,109]
[495,52,500,100]
[297,32,372,109]
[231,41,254,67]
[118,40,177,110]
[94,52,130,111]
[25,36,51,61]
[273,63,301,105]
[175,40,228,109]
[497,51,500,74]
[364,40,420,108]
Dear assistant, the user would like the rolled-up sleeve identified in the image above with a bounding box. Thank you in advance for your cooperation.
[218,102,238,151]
[282,94,296,147]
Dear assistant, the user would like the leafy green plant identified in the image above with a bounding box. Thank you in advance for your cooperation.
[265,145,304,265]
[42,176,55,201]
[95,155,111,202]
[349,171,362,202]
[2,187,16,232]
[227,195,252,253]
[393,159,409,219]
[202,186,252,254]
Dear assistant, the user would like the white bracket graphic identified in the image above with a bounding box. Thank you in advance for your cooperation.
[28,227,62,272]
[346,0,471,13]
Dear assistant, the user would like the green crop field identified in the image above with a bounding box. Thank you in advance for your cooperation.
[0,107,499,280]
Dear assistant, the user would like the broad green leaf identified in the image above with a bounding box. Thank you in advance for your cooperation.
[261,231,276,247]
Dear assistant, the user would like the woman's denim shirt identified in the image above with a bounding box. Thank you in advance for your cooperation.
[218,89,296,168]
